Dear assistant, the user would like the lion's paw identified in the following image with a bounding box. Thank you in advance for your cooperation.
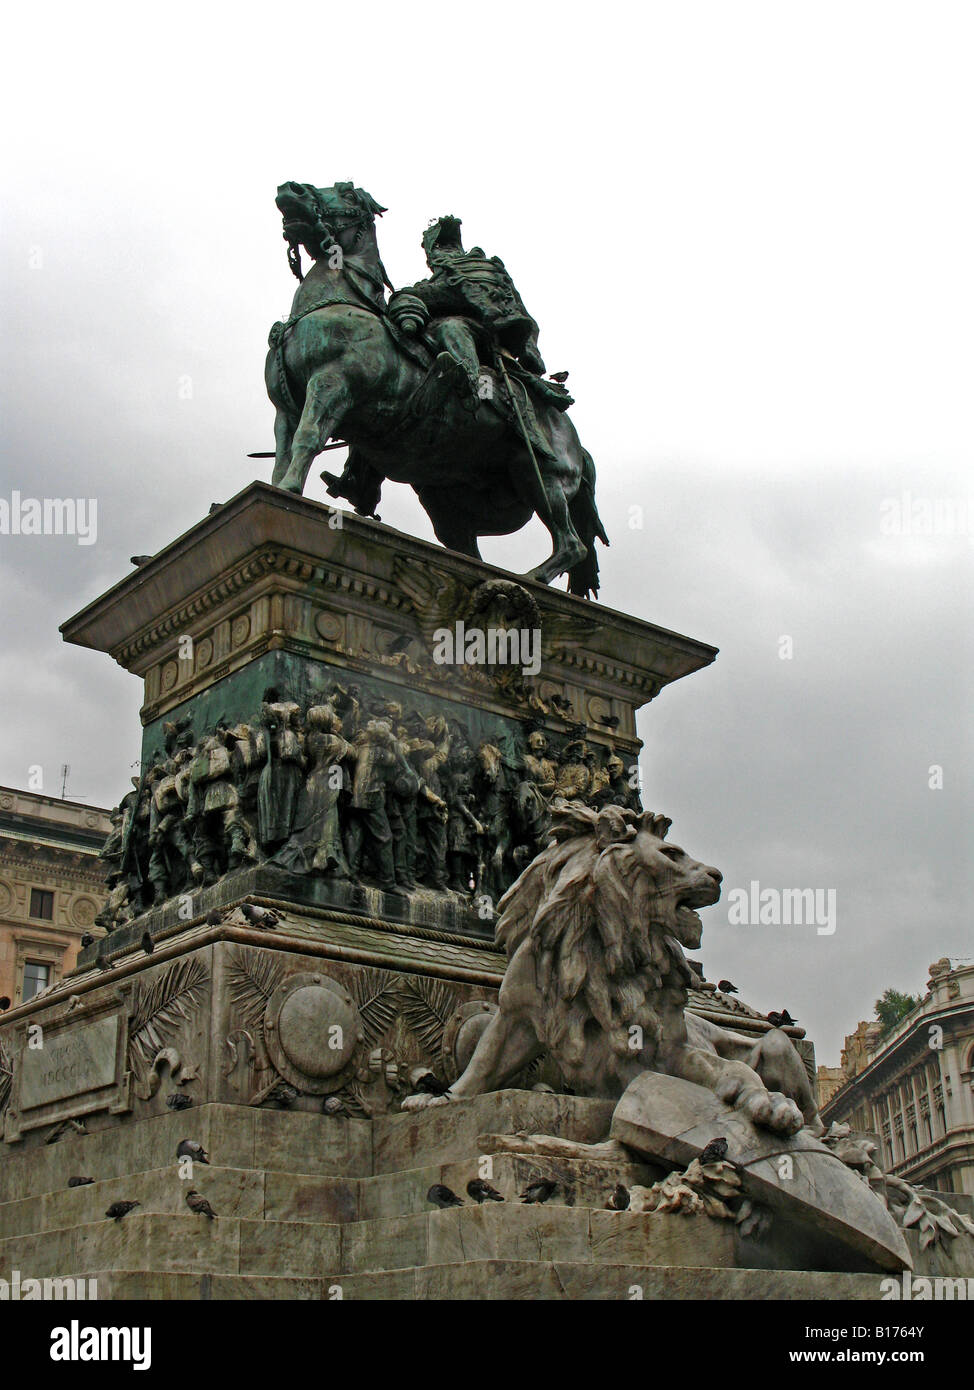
[717,1078,803,1136]
[400,1093,451,1113]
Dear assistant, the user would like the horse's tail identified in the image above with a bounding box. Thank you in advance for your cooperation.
[567,449,609,599]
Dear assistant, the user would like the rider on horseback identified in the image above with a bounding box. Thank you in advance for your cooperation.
[389,215,572,418]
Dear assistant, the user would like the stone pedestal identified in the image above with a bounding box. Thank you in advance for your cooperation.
[60,481,717,775]
[2,488,864,1299]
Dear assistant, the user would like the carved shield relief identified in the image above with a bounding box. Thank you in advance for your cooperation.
[262,971,364,1094]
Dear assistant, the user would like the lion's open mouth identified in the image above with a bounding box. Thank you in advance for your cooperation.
[675,903,702,933]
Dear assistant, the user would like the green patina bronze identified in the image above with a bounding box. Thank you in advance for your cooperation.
[264,182,608,598]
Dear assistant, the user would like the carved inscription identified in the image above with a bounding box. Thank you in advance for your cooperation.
[18,1017,119,1110]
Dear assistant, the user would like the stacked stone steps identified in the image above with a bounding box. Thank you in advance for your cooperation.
[0,1095,908,1297]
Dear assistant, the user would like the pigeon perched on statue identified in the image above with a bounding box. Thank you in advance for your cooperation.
[427,1184,464,1209]
[466,1178,504,1204]
[520,1179,557,1205]
[68,1176,94,1188]
[186,1189,217,1220]
[413,1070,452,1097]
[176,1139,209,1164]
[717,979,738,995]
[767,1009,798,1028]
[166,1093,193,1111]
[699,1137,729,1166]
[239,903,280,929]
[105,1200,140,1222]
[605,1183,630,1211]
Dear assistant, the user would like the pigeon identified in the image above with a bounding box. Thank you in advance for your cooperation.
[239,903,279,929]
[105,1200,140,1222]
[466,1178,504,1204]
[68,1176,95,1188]
[205,909,223,926]
[427,1183,464,1209]
[176,1139,209,1164]
[413,1071,452,1097]
[717,979,738,995]
[166,1093,193,1111]
[208,502,223,514]
[520,1179,557,1205]
[699,1137,729,1166]
[549,370,569,382]
[605,1183,630,1211]
[266,1081,298,1108]
[186,1189,217,1220]
[322,1095,347,1116]
[141,930,154,955]
[777,1008,798,1027]
[599,715,621,730]
[80,932,95,950]
[130,555,153,567]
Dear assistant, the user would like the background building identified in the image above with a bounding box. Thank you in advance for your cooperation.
[0,786,110,1005]
[822,959,974,1195]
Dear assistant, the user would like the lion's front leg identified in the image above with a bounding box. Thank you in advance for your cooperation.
[685,1014,822,1134]
[672,1045,804,1136]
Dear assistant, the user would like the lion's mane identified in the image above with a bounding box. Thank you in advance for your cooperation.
[495,802,692,1074]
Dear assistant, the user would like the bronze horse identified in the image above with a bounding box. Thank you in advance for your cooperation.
[265,182,608,597]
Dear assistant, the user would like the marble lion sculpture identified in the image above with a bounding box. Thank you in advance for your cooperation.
[403,803,822,1135]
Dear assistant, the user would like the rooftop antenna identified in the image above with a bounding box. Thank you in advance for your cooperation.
[58,765,88,801]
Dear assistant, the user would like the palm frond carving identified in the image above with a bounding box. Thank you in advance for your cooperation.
[397,976,454,1058]
[128,957,209,1078]
[352,967,401,1050]
[226,946,284,1031]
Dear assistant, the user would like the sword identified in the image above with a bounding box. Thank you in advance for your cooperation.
[493,349,555,531]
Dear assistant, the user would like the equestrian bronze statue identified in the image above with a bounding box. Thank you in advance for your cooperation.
[264,181,608,597]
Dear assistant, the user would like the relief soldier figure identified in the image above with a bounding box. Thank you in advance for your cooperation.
[515,729,558,858]
[409,712,451,890]
[345,718,399,893]
[443,743,485,895]
[274,703,353,877]
[256,698,305,851]
[147,749,198,900]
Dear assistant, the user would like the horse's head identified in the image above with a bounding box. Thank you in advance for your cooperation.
[276,181,387,280]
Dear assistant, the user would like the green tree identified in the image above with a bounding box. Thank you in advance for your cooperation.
[875,987,921,1037]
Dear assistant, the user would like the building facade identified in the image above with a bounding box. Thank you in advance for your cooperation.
[822,959,974,1196]
[0,786,110,1006]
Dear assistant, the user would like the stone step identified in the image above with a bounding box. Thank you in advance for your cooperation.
[21,1261,888,1301]
[372,1092,614,1173]
[0,1147,662,1240]
[0,1103,372,1204]
[343,1204,743,1273]
[359,1149,659,1220]
[0,1201,854,1281]
[0,1212,341,1279]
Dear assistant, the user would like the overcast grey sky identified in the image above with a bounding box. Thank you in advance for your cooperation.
[1,2,970,1062]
